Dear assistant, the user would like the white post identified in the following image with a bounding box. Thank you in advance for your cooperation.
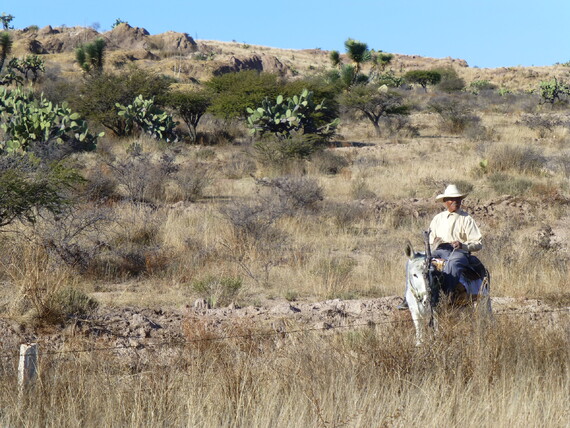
[18,343,38,391]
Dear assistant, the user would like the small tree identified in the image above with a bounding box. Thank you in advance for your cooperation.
[344,38,371,74]
[376,52,393,72]
[0,31,12,73]
[206,70,281,119]
[0,13,14,31]
[167,89,212,142]
[329,50,341,68]
[338,84,408,136]
[76,38,106,75]
[404,70,442,92]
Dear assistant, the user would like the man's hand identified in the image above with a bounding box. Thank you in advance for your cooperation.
[451,241,462,249]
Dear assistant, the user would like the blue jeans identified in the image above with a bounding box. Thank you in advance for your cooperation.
[432,245,470,293]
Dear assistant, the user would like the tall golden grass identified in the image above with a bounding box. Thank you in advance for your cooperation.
[1,314,568,427]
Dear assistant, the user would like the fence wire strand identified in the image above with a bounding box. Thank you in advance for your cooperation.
[0,306,568,360]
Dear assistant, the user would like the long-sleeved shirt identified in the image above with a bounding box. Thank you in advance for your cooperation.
[429,209,483,252]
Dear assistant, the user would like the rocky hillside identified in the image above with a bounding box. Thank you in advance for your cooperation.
[9,23,570,90]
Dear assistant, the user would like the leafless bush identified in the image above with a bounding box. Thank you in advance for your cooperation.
[171,161,212,202]
[108,148,174,203]
[264,176,324,214]
[518,114,564,138]
[219,198,285,245]
[310,150,349,175]
[428,95,481,134]
[83,168,119,203]
[379,114,419,137]
[221,151,257,179]
[25,206,116,274]
[324,201,370,230]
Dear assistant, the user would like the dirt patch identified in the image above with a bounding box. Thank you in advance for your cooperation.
[1,296,567,363]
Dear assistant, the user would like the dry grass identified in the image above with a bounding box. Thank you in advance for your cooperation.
[1,41,570,426]
[0,315,567,427]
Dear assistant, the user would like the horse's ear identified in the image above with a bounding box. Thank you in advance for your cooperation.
[405,241,414,259]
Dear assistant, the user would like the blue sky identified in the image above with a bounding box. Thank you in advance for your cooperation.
[6,1,570,69]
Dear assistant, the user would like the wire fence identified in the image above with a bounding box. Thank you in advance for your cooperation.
[1,306,568,361]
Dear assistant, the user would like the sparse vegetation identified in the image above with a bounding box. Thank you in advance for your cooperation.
[0,24,568,428]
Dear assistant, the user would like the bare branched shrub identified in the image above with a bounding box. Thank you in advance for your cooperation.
[108,147,172,203]
[428,95,481,134]
[310,150,349,175]
[485,143,546,174]
[263,176,324,214]
[170,161,212,202]
[518,114,563,138]
[95,205,169,278]
[222,151,257,179]
[379,114,419,137]
[220,199,284,245]
[83,168,119,202]
[324,201,370,231]
[30,206,116,274]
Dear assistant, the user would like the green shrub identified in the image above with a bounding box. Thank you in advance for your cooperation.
[48,286,98,319]
[0,153,81,227]
[254,134,322,165]
[206,70,281,119]
[469,80,497,94]
[74,69,173,136]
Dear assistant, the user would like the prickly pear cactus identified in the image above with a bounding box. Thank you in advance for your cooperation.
[246,89,338,140]
[116,95,178,142]
[0,87,101,153]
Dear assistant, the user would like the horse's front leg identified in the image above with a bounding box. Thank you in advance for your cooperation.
[407,296,424,346]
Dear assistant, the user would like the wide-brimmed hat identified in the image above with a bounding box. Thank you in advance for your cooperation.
[435,184,467,202]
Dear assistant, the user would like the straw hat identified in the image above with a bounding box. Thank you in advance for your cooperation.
[435,184,467,202]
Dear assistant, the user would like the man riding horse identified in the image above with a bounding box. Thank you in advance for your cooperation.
[398,184,483,310]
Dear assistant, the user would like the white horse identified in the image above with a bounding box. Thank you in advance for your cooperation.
[404,240,491,346]
[404,242,437,345]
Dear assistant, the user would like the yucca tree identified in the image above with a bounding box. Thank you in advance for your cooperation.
[76,38,106,74]
[329,50,341,68]
[0,31,12,73]
[0,13,14,31]
[344,38,371,73]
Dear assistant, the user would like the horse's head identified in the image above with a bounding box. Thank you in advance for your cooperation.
[405,242,431,312]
